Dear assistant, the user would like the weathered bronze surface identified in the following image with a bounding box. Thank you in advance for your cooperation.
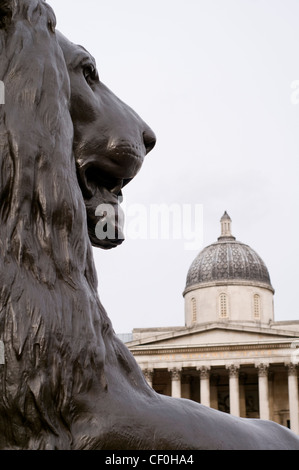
[0,0,299,449]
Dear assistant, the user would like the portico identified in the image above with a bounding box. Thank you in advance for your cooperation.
[127,322,299,434]
[137,340,299,433]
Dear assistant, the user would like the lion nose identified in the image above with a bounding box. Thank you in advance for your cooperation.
[143,127,156,155]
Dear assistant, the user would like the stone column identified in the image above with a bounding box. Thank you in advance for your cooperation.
[198,366,210,407]
[286,363,299,435]
[169,368,181,398]
[143,368,154,388]
[226,364,240,417]
[239,372,247,418]
[256,363,270,421]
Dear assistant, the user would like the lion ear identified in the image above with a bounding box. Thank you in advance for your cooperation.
[0,0,13,28]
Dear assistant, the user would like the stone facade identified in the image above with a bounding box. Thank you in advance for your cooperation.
[184,282,274,326]
[127,324,299,433]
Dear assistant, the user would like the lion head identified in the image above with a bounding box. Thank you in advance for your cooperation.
[57,32,156,250]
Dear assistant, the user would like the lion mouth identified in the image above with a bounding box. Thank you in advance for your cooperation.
[75,142,144,249]
[77,164,132,249]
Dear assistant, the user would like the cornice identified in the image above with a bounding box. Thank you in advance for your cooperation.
[183,279,275,296]
[129,340,296,356]
[126,321,299,348]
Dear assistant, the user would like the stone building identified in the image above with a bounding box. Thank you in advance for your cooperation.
[125,212,299,434]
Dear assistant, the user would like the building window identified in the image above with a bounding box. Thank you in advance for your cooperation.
[191,297,197,323]
[253,294,261,319]
[219,293,228,318]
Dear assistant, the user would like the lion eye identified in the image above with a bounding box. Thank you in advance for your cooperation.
[83,65,99,85]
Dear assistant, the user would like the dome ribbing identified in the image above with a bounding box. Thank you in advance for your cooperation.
[185,212,273,291]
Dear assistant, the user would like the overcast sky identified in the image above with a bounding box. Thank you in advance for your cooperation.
[49,0,299,334]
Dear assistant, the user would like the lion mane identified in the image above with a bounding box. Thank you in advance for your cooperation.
[0,0,299,451]
[0,0,114,449]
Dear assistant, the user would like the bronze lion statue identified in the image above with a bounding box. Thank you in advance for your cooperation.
[0,0,299,450]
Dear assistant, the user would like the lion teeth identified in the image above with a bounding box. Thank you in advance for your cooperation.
[110,180,123,196]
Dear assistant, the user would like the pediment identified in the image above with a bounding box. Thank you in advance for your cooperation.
[127,322,299,349]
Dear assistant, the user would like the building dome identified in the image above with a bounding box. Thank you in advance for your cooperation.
[185,212,273,292]
[183,212,274,327]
